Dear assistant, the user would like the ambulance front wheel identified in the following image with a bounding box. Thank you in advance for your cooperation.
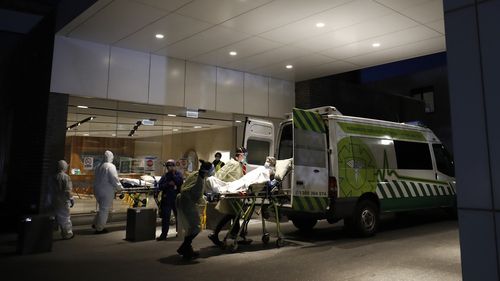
[351,200,379,237]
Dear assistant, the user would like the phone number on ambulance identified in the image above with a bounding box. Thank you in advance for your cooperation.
[294,191,327,196]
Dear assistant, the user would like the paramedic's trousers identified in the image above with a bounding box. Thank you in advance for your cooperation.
[214,214,241,237]
[160,190,177,235]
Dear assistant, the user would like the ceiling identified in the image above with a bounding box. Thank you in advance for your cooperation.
[57,0,445,81]
[66,96,237,138]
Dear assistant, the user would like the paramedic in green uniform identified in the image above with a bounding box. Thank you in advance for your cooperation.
[208,147,252,247]
[176,160,214,259]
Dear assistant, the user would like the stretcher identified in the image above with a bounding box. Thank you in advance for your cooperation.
[119,185,160,208]
[206,179,289,251]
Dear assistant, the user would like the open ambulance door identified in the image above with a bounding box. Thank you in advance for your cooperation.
[292,108,329,213]
[242,117,275,172]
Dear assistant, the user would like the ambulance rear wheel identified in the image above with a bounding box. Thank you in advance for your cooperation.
[352,200,379,237]
[291,218,317,232]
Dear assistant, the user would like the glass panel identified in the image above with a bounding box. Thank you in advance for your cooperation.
[433,144,455,177]
[394,140,433,170]
[294,128,326,167]
[246,139,270,165]
[278,123,293,160]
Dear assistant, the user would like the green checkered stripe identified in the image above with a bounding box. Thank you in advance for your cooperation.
[292,196,329,213]
[293,108,326,133]
[376,180,456,211]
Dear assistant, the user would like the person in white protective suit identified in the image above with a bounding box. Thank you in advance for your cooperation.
[176,160,214,259]
[92,150,123,234]
[49,160,75,239]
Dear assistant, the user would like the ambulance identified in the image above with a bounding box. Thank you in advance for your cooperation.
[243,106,456,236]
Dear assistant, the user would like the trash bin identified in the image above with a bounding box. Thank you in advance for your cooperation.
[17,215,54,255]
[125,208,156,242]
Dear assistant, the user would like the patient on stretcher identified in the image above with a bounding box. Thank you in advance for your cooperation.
[205,156,277,194]
[205,156,275,194]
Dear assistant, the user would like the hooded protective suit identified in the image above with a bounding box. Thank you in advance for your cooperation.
[93,150,123,231]
[50,160,74,239]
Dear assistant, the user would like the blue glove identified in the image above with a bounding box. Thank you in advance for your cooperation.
[69,197,75,208]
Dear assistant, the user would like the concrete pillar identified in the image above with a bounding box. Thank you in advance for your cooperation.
[444,0,500,280]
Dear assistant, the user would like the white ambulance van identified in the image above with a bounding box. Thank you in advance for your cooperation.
[243,106,456,236]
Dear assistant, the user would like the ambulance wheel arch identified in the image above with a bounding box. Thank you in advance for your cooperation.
[344,193,380,237]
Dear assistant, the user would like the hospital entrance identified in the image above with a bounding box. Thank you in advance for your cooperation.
[64,96,279,221]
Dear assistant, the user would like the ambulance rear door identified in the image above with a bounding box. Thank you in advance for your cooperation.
[292,108,329,213]
[242,118,275,171]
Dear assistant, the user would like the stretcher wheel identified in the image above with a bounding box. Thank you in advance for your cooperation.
[262,233,270,244]
[276,238,285,248]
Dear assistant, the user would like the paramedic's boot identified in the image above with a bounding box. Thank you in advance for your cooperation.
[208,233,223,247]
[156,233,167,241]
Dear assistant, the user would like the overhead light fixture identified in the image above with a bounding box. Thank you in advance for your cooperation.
[155,34,164,39]
[167,114,176,117]
[83,133,89,136]
[316,22,325,28]
[77,105,88,109]
[286,64,293,69]
[229,51,237,56]
[235,120,242,123]
[173,129,179,132]
[194,126,202,129]
[372,42,381,47]
[66,116,96,131]
[129,121,142,136]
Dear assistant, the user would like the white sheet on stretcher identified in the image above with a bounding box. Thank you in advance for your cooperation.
[206,166,271,194]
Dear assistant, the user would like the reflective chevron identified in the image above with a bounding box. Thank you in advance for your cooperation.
[376,181,456,199]
[292,196,329,213]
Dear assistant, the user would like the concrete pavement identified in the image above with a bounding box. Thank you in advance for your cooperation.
[0,210,461,281]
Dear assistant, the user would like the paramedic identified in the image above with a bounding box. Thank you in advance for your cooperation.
[176,160,214,259]
[208,147,251,247]
[157,159,184,241]
[212,152,225,172]
[93,150,123,234]
[49,160,75,239]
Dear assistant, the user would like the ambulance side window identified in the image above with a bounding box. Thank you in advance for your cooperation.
[432,144,455,177]
[278,124,293,160]
[394,140,433,170]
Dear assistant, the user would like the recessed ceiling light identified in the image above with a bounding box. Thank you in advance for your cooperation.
[155,34,164,39]
[286,64,293,69]
[194,126,202,129]
[77,105,88,109]
[229,51,237,56]
[167,114,176,117]
[316,22,325,28]
[372,42,381,47]
[235,120,242,123]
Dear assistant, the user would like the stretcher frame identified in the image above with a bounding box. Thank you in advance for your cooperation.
[216,181,289,251]
[119,186,160,208]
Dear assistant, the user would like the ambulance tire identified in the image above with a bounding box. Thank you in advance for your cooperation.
[352,200,379,237]
[291,218,317,232]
